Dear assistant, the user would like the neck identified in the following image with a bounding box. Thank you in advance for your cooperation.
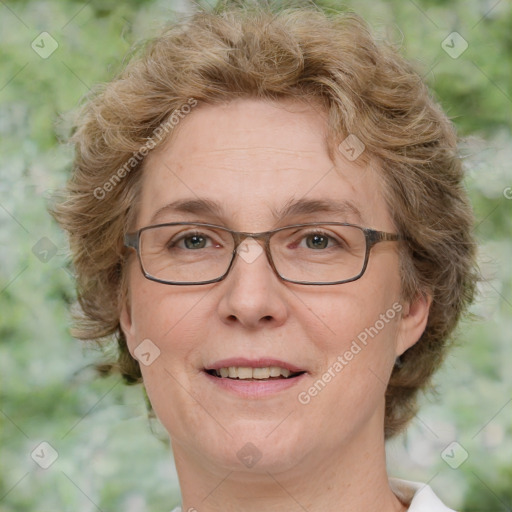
[171,415,406,512]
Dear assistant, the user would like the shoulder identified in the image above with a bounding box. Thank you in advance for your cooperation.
[389,478,457,511]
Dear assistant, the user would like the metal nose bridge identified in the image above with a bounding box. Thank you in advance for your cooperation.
[232,230,272,266]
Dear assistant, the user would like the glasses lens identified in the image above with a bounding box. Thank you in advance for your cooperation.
[138,223,367,284]
[139,224,234,283]
[270,224,367,283]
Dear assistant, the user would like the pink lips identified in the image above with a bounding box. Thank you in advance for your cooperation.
[203,357,307,399]
[203,369,306,398]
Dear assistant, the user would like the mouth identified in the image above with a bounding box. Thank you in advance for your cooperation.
[202,358,308,398]
[205,366,306,381]
[203,357,308,382]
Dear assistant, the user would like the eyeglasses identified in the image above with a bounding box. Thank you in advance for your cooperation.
[124,222,403,286]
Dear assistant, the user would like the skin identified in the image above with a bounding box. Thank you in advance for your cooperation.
[120,98,431,512]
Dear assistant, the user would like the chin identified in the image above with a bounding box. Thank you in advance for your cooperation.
[196,419,310,475]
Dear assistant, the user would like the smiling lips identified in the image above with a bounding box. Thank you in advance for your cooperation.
[205,358,306,381]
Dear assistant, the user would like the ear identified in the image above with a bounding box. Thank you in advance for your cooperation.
[395,291,432,356]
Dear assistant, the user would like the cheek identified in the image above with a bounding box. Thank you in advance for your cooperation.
[127,265,207,341]
[316,300,400,381]
[296,276,402,402]
[300,269,401,347]
[296,300,401,443]
[127,282,214,433]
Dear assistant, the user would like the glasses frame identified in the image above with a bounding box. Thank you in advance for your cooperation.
[124,221,403,286]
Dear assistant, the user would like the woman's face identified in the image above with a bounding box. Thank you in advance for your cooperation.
[121,98,428,475]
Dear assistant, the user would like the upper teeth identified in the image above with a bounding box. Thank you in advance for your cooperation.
[214,366,295,379]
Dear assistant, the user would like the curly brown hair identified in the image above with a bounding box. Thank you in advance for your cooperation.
[51,0,478,438]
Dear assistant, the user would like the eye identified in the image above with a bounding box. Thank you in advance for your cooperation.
[304,232,331,250]
[168,231,218,250]
[182,234,209,249]
[298,230,344,250]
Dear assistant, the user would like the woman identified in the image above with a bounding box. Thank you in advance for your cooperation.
[52,1,478,510]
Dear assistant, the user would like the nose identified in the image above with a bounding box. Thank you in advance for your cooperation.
[216,238,288,329]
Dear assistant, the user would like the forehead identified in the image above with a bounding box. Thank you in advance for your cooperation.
[137,98,392,230]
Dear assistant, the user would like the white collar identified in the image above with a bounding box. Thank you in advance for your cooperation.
[389,478,457,511]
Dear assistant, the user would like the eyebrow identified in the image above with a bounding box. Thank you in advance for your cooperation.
[149,197,364,226]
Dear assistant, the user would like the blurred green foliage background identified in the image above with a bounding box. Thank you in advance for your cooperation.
[0,0,511,510]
